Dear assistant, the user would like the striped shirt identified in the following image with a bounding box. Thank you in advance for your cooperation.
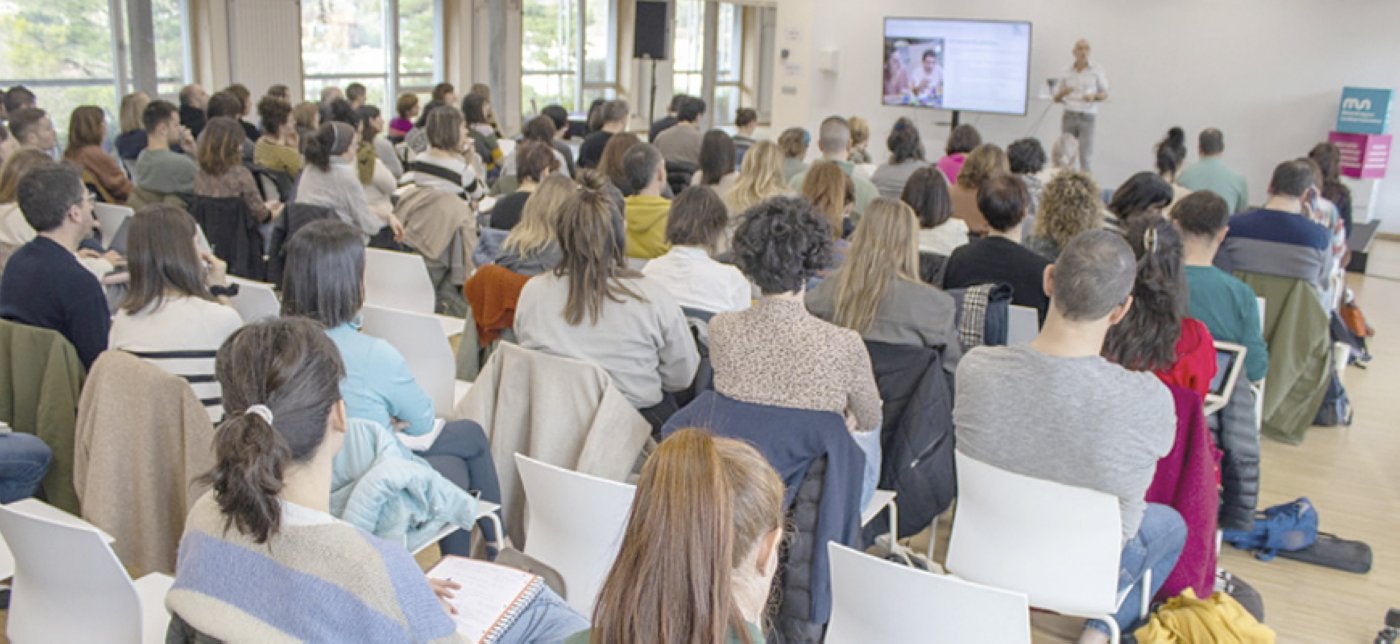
[109,295,244,421]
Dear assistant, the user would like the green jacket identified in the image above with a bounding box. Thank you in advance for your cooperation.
[1235,272,1331,444]
[0,320,85,511]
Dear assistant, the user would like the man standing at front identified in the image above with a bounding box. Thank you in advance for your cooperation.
[1054,39,1108,172]
[954,230,1183,642]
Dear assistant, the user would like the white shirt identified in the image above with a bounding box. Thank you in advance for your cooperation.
[1061,62,1109,115]
[909,63,945,103]
[109,295,245,421]
[918,219,971,256]
[642,245,752,315]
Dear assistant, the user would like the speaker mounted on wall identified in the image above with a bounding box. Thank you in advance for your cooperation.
[634,1,670,60]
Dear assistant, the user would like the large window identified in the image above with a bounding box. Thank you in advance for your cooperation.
[521,0,615,113]
[671,0,746,125]
[301,0,442,109]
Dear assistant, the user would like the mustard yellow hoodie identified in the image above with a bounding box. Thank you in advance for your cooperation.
[623,194,671,259]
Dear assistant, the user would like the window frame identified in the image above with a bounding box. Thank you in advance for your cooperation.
[520,0,618,112]
[300,0,445,109]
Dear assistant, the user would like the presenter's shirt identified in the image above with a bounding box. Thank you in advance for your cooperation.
[909,64,944,102]
[1061,62,1108,115]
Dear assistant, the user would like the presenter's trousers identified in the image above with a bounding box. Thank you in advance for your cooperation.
[1062,110,1097,172]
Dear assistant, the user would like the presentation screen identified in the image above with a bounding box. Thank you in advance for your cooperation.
[882,17,1032,116]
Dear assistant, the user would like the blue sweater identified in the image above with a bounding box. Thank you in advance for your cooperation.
[0,237,110,368]
[326,321,435,436]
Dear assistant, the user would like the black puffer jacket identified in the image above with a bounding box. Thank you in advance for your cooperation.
[1210,374,1261,531]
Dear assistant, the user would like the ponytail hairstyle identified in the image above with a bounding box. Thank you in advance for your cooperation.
[1102,214,1185,372]
[590,428,785,644]
[1156,127,1187,177]
[303,121,356,171]
[554,186,644,325]
[201,318,346,543]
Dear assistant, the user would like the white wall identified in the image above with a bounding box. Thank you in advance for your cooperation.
[774,0,1400,231]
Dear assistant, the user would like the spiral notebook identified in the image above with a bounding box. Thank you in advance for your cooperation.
[427,556,545,643]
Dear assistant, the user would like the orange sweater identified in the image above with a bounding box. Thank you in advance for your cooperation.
[65,145,132,203]
[464,264,532,345]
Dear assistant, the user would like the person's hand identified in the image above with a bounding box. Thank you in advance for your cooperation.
[77,248,101,260]
[103,250,125,267]
[200,249,228,285]
[428,577,462,615]
[179,126,196,151]
[266,200,284,219]
[388,213,406,242]
[1300,186,1320,223]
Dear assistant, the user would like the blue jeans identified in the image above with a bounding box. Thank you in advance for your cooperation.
[416,420,502,556]
[497,585,589,644]
[0,433,52,503]
[1087,503,1186,635]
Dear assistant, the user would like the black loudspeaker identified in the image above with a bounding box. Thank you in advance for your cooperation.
[634,1,669,60]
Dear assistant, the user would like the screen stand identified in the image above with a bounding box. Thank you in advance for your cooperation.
[646,57,659,131]
[949,110,961,131]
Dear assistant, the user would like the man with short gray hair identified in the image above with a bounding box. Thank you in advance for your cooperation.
[786,115,879,215]
[953,229,1182,642]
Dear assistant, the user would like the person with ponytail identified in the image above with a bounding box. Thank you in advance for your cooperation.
[293,120,405,243]
[167,318,586,643]
[572,427,785,644]
[1156,127,1192,204]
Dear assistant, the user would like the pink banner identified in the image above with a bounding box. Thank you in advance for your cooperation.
[1329,131,1391,179]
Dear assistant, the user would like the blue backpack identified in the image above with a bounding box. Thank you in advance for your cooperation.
[1221,497,1319,560]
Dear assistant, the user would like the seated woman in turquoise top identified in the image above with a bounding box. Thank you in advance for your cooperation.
[570,428,785,644]
[280,219,500,556]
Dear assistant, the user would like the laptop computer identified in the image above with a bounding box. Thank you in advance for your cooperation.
[1204,341,1247,415]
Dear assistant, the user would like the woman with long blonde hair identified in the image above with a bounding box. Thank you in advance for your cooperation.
[495,173,575,275]
[115,92,151,161]
[806,198,960,362]
[724,140,789,215]
[577,428,785,644]
[1025,170,1101,261]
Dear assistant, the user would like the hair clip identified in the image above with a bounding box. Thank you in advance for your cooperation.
[1143,226,1159,254]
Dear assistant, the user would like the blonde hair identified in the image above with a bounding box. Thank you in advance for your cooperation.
[956,143,1009,189]
[725,140,787,214]
[832,198,920,333]
[119,92,150,134]
[801,161,852,241]
[590,428,784,644]
[501,174,575,257]
[848,115,870,146]
[0,148,55,204]
[1034,170,1102,250]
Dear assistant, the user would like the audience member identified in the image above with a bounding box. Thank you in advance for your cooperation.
[801,161,855,275]
[1157,127,1192,204]
[1025,170,1101,261]
[870,117,928,199]
[7,108,57,157]
[355,105,402,178]
[621,143,672,259]
[807,198,960,365]
[344,82,367,110]
[937,123,981,184]
[205,91,255,162]
[1047,132,1081,178]
[469,83,503,138]
[134,100,198,195]
[1103,215,1216,397]
[490,141,558,231]
[577,428,783,644]
[514,187,699,430]
[578,99,630,169]
[901,166,967,256]
[788,116,878,215]
[115,92,152,161]
[195,117,279,224]
[1177,128,1249,213]
[390,93,418,140]
[265,84,290,102]
[540,104,577,177]
[166,317,583,642]
[0,150,56,269]
[296,121,402,243]
[108,204,242,420]
[710,196,881,435]
[178,84,208,139]
[63,105,132,203]
[0,125,14,170]
[692,129,738,197]
[1309,142,1353,236]
[319,85,345,119]
[649,94,690,142]
[1107,171,1174,230]
[724,140,790,216]
[847,115,872,165]
[599,131,641,196]
[431,82,456,108]
[948,143,1008,234]
[254,95,302,177]
[494,174,575,275]
[1,85,35,113]
[1007,137,1047,224]
[0,164,110,367]
[223,84,260,141]
[778,127,810,181]
[642,186,751,314]
[585,99,607,133]
[732,108,759,165]
[1214,159,1332,299]
[399,105,487,201]
[497,116,568,188]
[943,173,1051,317]
[461,92,502,173]
[953,229,1183,642]
[291,100,320,149]
[654,97,707,166]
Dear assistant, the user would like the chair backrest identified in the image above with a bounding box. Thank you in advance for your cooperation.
[514,453,636,615]
[0,502,147,643]
[945,451,1122,616]
[93,203,134,251]
[359,304,456,414]
[826,542,1030,644]
[255,171,282,203]
[1006,305,1039,346]
[364,248,437,314]
[225,276,281,322]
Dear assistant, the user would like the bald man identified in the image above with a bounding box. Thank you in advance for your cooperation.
[1054,39,1109,172]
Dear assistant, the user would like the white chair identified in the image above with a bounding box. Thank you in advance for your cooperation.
[93,203,134,250]
[514,453,636,615]
[359,304,469,416]
[826,542,1031,644]
[364,247,438,314]
[1006,305,1039,346]
[225,276,280,322]
[946,452,1143,644]
[0,498,114,581]
[410,500,504,555]
[0,500,173,644]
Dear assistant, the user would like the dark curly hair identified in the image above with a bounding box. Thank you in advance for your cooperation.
[1108,171,1174,222]
[1007,138,1046,175]
[732,196,833,295]
[886,117,924,164]
[1102,214,1185,372]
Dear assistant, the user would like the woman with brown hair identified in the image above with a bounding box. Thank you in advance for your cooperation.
[195,117,281,223]
[573,428,785,644]
[948,142,1009,234]
[599,131,642,195]
[63,105,132,203]
[514,186,699,430]
[901,166,967,255]
[800,161,854,277]
[778,127,810,181]
[254,95,302,177]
